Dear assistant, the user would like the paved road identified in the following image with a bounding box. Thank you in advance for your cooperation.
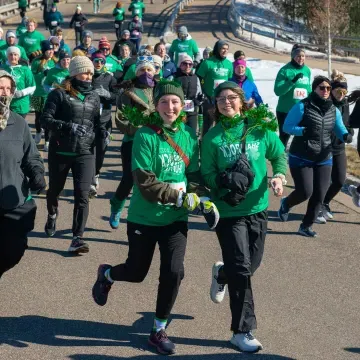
[1,1,360,360]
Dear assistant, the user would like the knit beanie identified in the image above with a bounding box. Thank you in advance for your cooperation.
[6,30,16,39]
[49,36,60,45]
[154,80,185,105]
[152,54,163,66]
[98,37,111,49]
[178,26,188,35]
[76,4,81,11]
[82,30,93,39]
[203,46,212,56]
[6,46,20,57]
[178,53,193,64]
[233,59,246,68]
[122,29,130,36]
[91,51,106,61]
[312,75,331,91]
[69,56,94,77]
[41,40,54,53]
[291,44,305,59]
[214,81,239,98]
[59,50,71,60]
[135,58,155,75]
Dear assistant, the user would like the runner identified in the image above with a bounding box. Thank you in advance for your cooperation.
[18,18,45,62]
[128,0,145,19]
[93,0,101,14]
[233,50,254,82]
[46,4,63,36]
[69,5,88,47]
[112,29,137,58]
[279,76,352,237]
[0,30,28,65]
[128,15,143,53]
[201,81,287,353]
[98,37,122,75]
[113,2,125,39]
[74,30,96,58]
[54,28,72,55]
[155,41,176,79]
[0,70,45,279]
[18,0,29,19]
[41,56,100,254]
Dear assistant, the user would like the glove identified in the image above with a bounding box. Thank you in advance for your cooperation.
[198,198,219,230]
[292,73,303,83]
[219,171,251,192]
[221,190,246,207]
[343,133,353,144]
[95,85,111,99]
[13,90,24,99]
[71,123,88,137]
[195,93,205,106]
[193,60,199,68]
[177,192,200,211]
[29,173,46,194]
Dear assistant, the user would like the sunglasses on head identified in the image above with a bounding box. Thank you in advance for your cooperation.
[181,62,193,67]
[318,85,331,91]
[138,55,153,62]
[93,58,105,64]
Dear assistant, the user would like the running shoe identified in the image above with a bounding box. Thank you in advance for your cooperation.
[92,264,113,306]
[315,211,327,224]
[199,198,219,230]
[230,331,263,353]
[43,141,49,152]
[348,185,360,207]
[68,237,89,254]
[109,211,121,229]
[45,211,58,237]
[278,197,289,222]
[210,261,227,304]
[298,224,317,238]
[148,329,176,355]
[323,203,333,220]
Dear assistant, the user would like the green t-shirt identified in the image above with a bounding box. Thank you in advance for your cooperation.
[16,25,27,38]
[201,121,286,218]
[274,62,311,113]
[18,31,45,56]
[113,7,125,21]
[18,0,27,8]
[0,44,28,64]
[43,66,69,91]
[129,2,145,18]
[169,38,199,67]
[128,123,199,226]
[2,64,35,114]
[31,58,56,97]
[105,54,122,73]
[196,57,233,98]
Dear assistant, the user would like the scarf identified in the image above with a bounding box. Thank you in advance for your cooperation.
[310,91,333,113]
[71,78,93,95]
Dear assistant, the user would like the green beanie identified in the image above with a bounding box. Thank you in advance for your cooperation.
[154,80,185,105]
[214,81,239,98]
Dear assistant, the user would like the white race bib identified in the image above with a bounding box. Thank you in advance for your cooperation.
[168,182,186,192]
[183,100,195,112]
[75,21,81,27]
[114,23,120,28]
[51,21,58,26]
[213,79,225,89]
[293,88,308,100]
[134,8,140,14]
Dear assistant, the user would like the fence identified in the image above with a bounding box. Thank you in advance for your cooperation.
[163,0,194,36]
[0,0,43,21]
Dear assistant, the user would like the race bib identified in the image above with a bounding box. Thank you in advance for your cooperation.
[75,21,81,27]
[114,23,120,28]
[213,79,225,89]
[293,88,308,100]
[168,182,186,192]
[51,21,58,26]
[132,30,140,36]
[183,100,195,112]
[134,9,140,14]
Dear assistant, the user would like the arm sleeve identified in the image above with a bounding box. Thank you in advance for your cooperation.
[196,59,207,79]
[69,14,74,27]
[22,68,36,96]
[349,100,360,128]
[192,40,200,61]
[274,68,295,96]
[265,131,287,175]
[252,82,263,106]
[200,136,220,190]
[334,107,348,140]
[82,15,88,25]
[283,102,305,136]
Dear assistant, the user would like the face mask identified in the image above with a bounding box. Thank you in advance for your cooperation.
[138,72,155,88]
[71,78,93,93]
[0,94,13,131]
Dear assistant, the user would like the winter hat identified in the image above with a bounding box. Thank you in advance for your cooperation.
[152,54,163,66]
[69,55,94,77]
[214,81,239,98]
[203,46,212,55]
[233,59,246,68]
[51,4,57,9]
[49,36,60,45]
[59,50,71,60]
[76,4,81,11]
[91,51,106,62]
[178,26,188,35]
[154,80,185,105]
[6,46,20,57]
[312,75,331,91]
[6,30,16,39]
[82,30,93,39]
[178,53,193,64]
[122,29,130,36]
[331,69,348,90]
[291,44,305,59]
[41,40,54,53]
[98,37,111,50]
[135,58,155,75]
[22,16,29,26]
[234,50,245,60]
[139,49,152,56]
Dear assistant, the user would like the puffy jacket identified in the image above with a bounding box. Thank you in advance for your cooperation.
[41,87,100,154]
[162,55,176,79]
[69,13,88,32]
[46,11,63,28]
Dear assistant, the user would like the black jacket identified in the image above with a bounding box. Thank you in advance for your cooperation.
[174,69,199,115]
[41,88,100,154]
[0,112,44,210]
[349,99,360,129]
[69,13,88,32]
[112,39,137,58]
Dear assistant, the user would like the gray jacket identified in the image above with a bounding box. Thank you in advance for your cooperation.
[0,112,44,210]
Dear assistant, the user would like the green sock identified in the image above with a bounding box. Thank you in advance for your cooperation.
[153,317,167,332]
[110,197,126,213]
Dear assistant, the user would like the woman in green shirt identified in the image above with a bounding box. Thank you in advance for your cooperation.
[93,80,203,355]
[201,81,287,353]
[113,2,125,40]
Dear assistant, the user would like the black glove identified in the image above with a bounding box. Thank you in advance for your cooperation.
[71,123,88,136]
[193,60,199,68]
[194,93,205,106]
[29,173,46,194]
[219,171,250,192]
[221,190,246,207]
[292,73,303,83]
[343,133,353,144]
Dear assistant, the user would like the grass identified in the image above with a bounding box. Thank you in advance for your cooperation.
[346,146,360,179]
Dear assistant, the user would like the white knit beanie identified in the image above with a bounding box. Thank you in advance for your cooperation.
[69,56,94,77]
[152,54,163,66]
[178,53,193,64]
[135,59,155,75]
[7,46,20,57]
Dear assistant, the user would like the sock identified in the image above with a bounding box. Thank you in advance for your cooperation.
[49,213,56,219]
[104,268,114,283]
[153,317,167,332]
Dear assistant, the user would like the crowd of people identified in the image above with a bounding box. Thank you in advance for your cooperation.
[1,0,360,356]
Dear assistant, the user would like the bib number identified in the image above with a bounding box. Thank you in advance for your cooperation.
[51,21,58,26]
[75,21,81,27]
[132,30,140,36]
[134,9,140,14]
[114,23,120,28]
[293,88,308,100]
[184,100,195,112]
[213,79,225,89]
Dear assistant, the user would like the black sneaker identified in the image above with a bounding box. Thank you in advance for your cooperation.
[298,224,317,237]
[278,197,289,222]
[92,264,113,306]
[148,329,176,355]
[68,236,89,254]
[199,199,219,230]
[45,211,58,237]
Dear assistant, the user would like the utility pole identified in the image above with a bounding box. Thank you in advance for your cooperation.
[327,0,332,77]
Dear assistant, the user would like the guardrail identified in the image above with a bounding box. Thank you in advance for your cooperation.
[163,0,194,36]
[229,0,360,55]
[0,0,43,22]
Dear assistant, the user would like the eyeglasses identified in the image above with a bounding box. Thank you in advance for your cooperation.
[138,55,153,62]
[216,95,239,104]
[181,62,193,67]
[93,58,105,64]
[100,48,110,52]
[318,86,331,91]
[334,88,348,95]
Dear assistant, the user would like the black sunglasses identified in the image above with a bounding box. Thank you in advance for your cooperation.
[318,86,331,91]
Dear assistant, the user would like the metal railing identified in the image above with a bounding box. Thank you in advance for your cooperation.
[0,0,43,21]
[163,0,194,36]
[230,0,360,55]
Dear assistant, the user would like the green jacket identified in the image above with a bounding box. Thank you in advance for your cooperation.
[31,57,56,97]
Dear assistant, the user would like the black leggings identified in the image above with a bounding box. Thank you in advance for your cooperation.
[276,111,290,148]
[324,151,347,205]
[95,120,112,176]
[35,111,49,141]
[114,21,123,40]
[110,221,188,320]
[202,99,215,137]
[114,140,133,201]
[287,164,332,226]
[46,151,94,237]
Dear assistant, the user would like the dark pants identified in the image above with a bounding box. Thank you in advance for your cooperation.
[202,98,215,137]
[114,140,133,201]
[287,164,332,226]
[46,151,94,237]
[110,221,188,319]
[186,113,198,133]
[95,120,112,176]
[35,111,49,141]
[324,151,347,205]
[75,30,82,47]
[49,27,57,36]
[114,21,123,40]
[130,38,141,52]
[0,199,37,278]
[215,212,267,333]
[19,6,26,18]
[276,111,290,148]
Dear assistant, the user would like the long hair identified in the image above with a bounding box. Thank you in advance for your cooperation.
[58,77,79,98]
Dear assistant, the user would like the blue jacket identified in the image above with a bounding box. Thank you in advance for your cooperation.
[162,56,176,79]
[73,44,97,56]
[230,77,263,106]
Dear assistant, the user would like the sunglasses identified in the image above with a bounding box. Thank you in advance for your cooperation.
[181,62,193,67]
[93,58,105,64]
[216,95,239,104]
[154,65,161,70]
[335,88,348,95]
[318,86,331,91]
[100,48,110,51]
[138,55,153,62]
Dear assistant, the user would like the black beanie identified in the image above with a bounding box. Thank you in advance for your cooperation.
[331,79,348,90]
[312,75,331,91]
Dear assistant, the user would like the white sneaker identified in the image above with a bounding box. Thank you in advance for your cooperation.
[315,211,326,224]
[34,132,42,144]
[94,174,100,189]
[230,332,263,353]
[89,184,98,198]
[210,261,227,304]
[43,141,49,152]
[348,185,360,207]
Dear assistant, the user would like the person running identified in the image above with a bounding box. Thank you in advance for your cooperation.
[74,30,96,58]
[155,41,176,80]
[169,26,200,67]
[31,40,56,147]
[46,4,63,36]
[128,0,145,19]
[173,53,203,131]
[55,28,72,55]
[18,18,45,62]
[196,39,233,136]
[112,29,137,58]
[16,16,28,38]
[42,0,52,27]
[279,76,352,237]
[201,81,286,353]
[319,70,353,221]
[128,15,143,53]
[69,5,88,47]
[0,70,45,279]
[0,30,28,65]
[113,2,125,39]
[92,80,203,355]
[93,0,101,14]
[41,56,100,254]
[230,59,262,108]
[89,51,117,197]
[98,37,122,75]
[18,0,29,19]
[274,44,311,148]
[233,50,254,82]
[1,47,35,119]
[109,57,156,229]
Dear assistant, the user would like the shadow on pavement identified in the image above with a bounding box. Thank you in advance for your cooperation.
[344,347,360,353]
[27,246,75,258]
